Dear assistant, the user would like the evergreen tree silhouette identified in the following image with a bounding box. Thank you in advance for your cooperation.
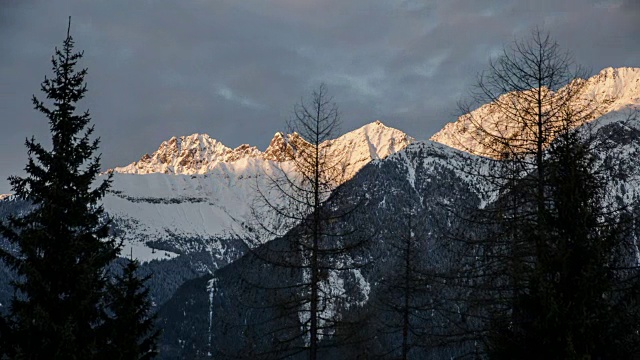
[0,18,119,359]
[100,259,160,360]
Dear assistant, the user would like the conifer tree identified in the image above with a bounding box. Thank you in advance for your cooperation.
[486,123,640,359]
[100,259,160,360]
[441,28,640,358]
[0,18,119,359]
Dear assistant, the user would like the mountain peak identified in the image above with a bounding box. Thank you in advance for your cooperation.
[263,132,296,161]
[361,120,389,129]
[112,121,414,176]
[597,66,640,77]
[113,133,260,175]
[430,66,640,156]
[326,121,415,176]
[582,67,640,109]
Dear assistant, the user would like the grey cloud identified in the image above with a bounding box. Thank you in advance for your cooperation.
[0,0,637,194]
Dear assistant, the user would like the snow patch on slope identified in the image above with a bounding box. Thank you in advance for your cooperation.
[119,239,178,263]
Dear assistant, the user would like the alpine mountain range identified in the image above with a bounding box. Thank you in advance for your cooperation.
[1,66,640,359]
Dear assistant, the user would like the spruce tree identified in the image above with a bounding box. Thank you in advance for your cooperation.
[0,18,119,359]
[100,259,160,360]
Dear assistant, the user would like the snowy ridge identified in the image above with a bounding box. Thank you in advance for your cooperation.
[103,121,414,261]
[325,120,414,179]
[581,67,640,110]
[385,140,495,207]
[113,133,262,174]
[113,120,413,180]
[158,81,640,357]
[430,67,640,156]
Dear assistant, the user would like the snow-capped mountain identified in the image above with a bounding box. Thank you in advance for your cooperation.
[113,134,262,175]
[103,120,414,263]
[159,108,640,359]
[0,120,414,309]
[430,67,640,156]
[113,120,412,181]
[3,65,639,358]
[156,66,640,359]
[158,138,492,358]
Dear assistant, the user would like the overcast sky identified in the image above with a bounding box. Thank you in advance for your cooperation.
[1,0,638,194]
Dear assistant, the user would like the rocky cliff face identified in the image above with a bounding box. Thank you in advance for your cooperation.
[113,133,262,175]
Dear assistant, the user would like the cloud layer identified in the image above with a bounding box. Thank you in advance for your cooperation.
[0,0,637,193]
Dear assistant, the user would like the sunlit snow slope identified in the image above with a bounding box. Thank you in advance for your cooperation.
[431,67,640,156]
